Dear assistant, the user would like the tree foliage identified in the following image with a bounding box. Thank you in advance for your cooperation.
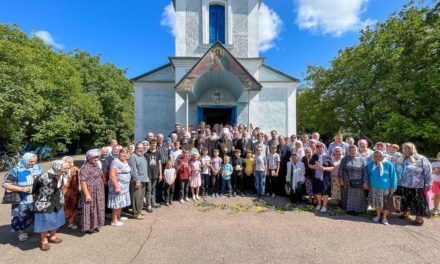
[297,1,440,156]
[0,24,134,152]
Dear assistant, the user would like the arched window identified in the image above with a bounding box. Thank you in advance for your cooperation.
[209,4,225,44]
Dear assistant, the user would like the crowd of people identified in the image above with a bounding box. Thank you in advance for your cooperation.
[2,122,440,251]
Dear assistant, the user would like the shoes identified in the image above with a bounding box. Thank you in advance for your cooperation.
[68,224,78,230]
[146,207,153,213]
[372,216,381,222]
[120,217,128,221]
[135,214,145,220]
[382,219,389,225]
[48,237,63,244]
[185,197,190,202]
[215,193,219,198]
[165,202,169,206]
[18,233,28,241]
[233,192,236,197]
[196,195,200,200]
[169,201,173,205]
[111,221,124,227]
[153,204,161,208]
[180,199,184,204]
[40,243,50,251]
[240,192,244,197]
[272,194,276,199]
[211,193,215,198]
[266,193,270,197]
[432,209,439,216]
[192,195,196,201]
[140,211,146,216]
[319,207,327,213]
[315,205,322,211]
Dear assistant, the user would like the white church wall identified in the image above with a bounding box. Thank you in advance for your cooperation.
[232,0,249,58]
[134,86,145,142]
[186,0,202,57]
[249,88,288,135]
[237,102,249,126]
[140,86,175,139]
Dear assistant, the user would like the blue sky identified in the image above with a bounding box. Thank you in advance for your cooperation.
[0,0,409,81]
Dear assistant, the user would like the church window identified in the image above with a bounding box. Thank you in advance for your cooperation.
[209,4,225,44]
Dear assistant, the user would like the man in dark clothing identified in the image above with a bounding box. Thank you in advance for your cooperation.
[217,133,234,158]
[236,130,252,158]
[144,140,163,211]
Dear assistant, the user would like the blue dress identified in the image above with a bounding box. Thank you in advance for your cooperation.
[108,158,131,209]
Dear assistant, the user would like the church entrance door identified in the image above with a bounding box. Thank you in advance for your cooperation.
[198,106,237,126]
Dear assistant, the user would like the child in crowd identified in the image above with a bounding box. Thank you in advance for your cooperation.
[254,146,267,196]
[244,150,255,195]
[221,156,233,197]
[232,149,245,197]
[201,148,211,198]
[190,153,202,200]
[266,145,280,198]
[177,150,191,203]
[432,152,440,215]
[285,153,305,204]
[163,160,176,206]
[211,149,222,198]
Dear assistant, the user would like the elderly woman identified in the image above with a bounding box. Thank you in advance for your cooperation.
[338,145,368,215]
[367,151,397,225]
[395,142,432,225]
[357,139,373,160]
[2,153,42,241]
[292,140,305,160]
[108,148,131,227]
[62,156,80,230]
[80,149,106,233]
[331,147,343,206]
[33,160,68,251]
[309,143,334,213]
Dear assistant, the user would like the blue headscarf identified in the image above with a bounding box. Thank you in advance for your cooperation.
[16,152,42,174]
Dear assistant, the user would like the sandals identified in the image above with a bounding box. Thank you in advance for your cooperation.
[40,243,50,251]
[18,233,29,241]
[48,237,63,244]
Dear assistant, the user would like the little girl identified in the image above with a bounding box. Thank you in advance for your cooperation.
[163,160,176,206]
[432,152,440,215]
[190,153,202,200]
[201,148,211,198]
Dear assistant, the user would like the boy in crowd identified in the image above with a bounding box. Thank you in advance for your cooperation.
[254,146,267,197]
[232,149,245,197]
[266,145,280,198]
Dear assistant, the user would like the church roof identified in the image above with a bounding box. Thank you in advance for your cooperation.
[260,64,300,83]
[175,41,262,94]
[130,63,174,82]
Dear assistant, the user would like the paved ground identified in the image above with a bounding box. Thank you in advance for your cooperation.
[1,156,440,264]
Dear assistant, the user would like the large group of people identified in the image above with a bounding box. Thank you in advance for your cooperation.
[2,122,440,251]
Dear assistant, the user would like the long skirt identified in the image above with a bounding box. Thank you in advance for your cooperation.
[304,178,314,197]
[396,186,430,217]
[331,175,341,200]
[346,187,367,213]
[81,182,106,232]
[11,203,34,232]
[34,209,65,233]
[368,188,389,209]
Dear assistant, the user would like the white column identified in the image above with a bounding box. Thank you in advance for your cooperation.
[186,92,189,130]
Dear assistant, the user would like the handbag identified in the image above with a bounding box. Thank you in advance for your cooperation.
[2,190,21,204]
[349,179,363,188]
[384,194,401,212]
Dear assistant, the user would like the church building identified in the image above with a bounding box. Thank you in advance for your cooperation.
[132,0,299,142]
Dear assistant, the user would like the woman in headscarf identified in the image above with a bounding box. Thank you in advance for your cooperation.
[338,145,368,215]
[2,153,42,241]
[309,143,334,213]
[331,147,343,207]
[62,156,80,230]
[367,151,397,225]
[33,160,68,251]
[395,142,432,225]
[357,139,373,160]
[79,149,105,233]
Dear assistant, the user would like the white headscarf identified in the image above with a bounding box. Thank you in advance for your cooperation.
[373,150,384,177]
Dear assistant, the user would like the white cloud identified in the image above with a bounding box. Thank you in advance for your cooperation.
[33,30,64,49]
[161,2,176,36]
[259,3,283,52]
[294,0,375,37]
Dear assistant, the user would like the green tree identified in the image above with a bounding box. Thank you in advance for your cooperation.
[297,1,440,156]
